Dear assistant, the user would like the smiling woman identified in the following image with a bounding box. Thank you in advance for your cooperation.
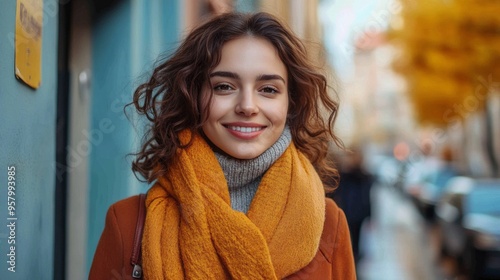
[202,36,289,159]
[89,12,355,280]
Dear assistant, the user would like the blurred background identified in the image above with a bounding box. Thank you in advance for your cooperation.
[0,0,499,279]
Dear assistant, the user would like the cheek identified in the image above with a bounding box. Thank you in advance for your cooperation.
[274,97,289,123]
[206,97,230,121]
[265,104,288,125]
[277,108,289,124]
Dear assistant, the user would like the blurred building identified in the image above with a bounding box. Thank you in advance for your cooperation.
[330,28,414,159]
[260,0,322,49]
[320,0,500,178]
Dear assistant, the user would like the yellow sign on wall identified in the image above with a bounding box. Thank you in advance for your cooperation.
[15,0,43,89]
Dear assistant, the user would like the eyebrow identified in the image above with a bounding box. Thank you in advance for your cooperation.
[257,74,286,84]
[210,71,239,79]
[209,71,286,84]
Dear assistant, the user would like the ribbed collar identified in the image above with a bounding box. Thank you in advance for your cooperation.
[214,126,292,189]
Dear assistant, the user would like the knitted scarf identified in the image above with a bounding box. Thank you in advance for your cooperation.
[142,130,326,279]
[216,126,292,213]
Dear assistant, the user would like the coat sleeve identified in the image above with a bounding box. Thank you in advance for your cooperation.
[89,196,140,279]
[328,199,357,279]
[88,204,126,279]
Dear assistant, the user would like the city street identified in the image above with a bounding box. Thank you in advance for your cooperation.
[357,184,448,280]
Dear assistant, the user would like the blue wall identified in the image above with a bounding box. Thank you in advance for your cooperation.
[0,2,58,280]
[86,0,180,271]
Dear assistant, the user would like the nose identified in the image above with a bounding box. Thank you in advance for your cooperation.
[236,90,259,116]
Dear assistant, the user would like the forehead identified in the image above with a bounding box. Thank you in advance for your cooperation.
[213,36,288,80]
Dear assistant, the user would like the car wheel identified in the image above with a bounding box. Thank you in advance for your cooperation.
[464,240,484,279]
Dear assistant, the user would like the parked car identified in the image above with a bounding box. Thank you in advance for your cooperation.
[408,164,458,220]
[462,184,500,279]
[436,177,500,279]
[435,177,474,257]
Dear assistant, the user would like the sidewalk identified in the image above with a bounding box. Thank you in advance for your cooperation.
[357,184,444,280]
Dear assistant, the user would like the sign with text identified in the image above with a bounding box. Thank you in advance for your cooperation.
[15,0,43,89]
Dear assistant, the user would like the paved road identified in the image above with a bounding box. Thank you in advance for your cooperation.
[357,184,446,280]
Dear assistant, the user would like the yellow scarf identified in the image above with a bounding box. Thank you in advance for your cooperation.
[142,130,325,279]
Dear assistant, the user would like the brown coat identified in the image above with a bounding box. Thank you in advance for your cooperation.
[89,196,356,280]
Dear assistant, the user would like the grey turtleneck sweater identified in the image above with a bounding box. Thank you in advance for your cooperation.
[214,127,292,213]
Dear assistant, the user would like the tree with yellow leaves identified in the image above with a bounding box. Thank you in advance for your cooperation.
[389,0,500,126]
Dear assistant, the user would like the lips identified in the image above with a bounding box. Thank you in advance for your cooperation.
[223,123,266,139]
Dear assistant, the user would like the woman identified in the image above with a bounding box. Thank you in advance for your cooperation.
[90,12,355,279]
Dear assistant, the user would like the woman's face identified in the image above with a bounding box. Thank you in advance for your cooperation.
[202,36,289,159]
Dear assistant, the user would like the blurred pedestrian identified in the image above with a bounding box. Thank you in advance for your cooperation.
[329,148,373,263]
[89,12,356,279]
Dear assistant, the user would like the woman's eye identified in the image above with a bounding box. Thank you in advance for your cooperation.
[213,84,233,91]
[261,86,278,94]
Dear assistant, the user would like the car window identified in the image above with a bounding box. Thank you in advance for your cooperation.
[466,187,500,215]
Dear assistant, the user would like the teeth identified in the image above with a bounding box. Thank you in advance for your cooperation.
[227,126,263,133]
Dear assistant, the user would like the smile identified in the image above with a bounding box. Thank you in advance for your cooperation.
[226,126,264,133]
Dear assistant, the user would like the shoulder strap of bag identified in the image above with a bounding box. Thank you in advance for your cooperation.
[131,193,147,279]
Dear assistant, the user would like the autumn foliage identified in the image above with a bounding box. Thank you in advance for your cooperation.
[389,0,500,125]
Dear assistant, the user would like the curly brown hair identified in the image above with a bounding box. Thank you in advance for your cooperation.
[129,12,342,189]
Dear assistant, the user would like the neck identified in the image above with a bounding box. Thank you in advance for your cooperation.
[214,126,292,212]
